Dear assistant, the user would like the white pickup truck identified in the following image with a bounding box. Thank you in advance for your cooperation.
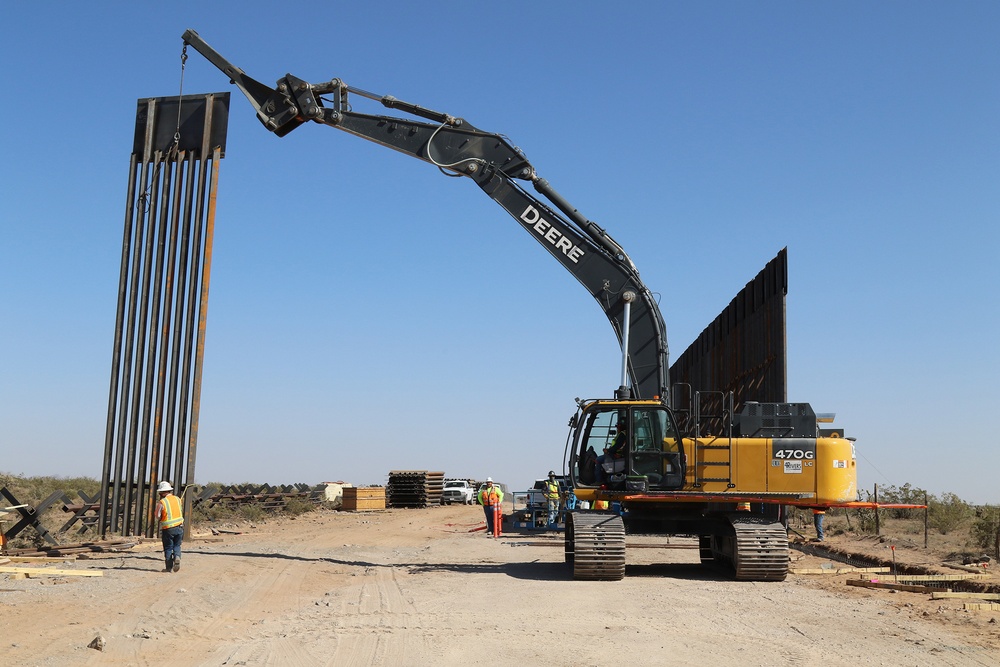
[441,480,475,505]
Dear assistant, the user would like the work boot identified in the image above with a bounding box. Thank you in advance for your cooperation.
[163,557,173,573]
[172,559,180,572]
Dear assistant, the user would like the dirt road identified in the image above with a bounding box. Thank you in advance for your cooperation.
[2,505,998,666]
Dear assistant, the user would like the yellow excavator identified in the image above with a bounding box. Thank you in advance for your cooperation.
[181,30,858,581]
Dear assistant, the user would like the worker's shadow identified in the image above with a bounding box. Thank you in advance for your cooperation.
[91,553,184,573]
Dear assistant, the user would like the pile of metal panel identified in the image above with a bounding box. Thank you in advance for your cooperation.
[386,471,445,508]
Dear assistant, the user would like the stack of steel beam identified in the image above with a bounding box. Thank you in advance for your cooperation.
[386,471,445,508]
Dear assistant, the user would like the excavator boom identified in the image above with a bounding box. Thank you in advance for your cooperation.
[182,29,670,400]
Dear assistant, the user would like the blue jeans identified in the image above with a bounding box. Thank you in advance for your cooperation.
[162,525,184,562]
[813,513,825,541]
[547,499,559,526]
[483,505,495,534]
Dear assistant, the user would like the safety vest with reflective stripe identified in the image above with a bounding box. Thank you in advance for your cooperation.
[480,486,502,506]
[544,481,560,500]
[158,494,184,529]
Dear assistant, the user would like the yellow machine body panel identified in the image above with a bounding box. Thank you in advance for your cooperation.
[573,436,857,506]
[673,435,857,505]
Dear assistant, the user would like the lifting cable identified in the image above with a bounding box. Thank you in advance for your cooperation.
[135,42,187,216]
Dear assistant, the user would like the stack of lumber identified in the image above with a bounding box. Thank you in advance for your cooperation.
[386,471,445,508]
[342,487,386,511]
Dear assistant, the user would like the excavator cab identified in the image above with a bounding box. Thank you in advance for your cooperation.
[569,400,685,492]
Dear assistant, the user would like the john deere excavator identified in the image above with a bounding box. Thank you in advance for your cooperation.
[182,30,858,581]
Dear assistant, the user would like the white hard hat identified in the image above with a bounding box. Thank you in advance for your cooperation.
[157,481,173,493]
[486,477,493,482]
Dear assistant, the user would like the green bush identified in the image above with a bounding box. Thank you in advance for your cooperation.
[283,498,315,516]
[875,483,927,520]
[853,507,878,534]
[970,505,1000,552]
[236,503,266,523]
[927,492,972,535]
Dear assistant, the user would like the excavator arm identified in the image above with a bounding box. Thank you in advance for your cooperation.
[181,30,669,400]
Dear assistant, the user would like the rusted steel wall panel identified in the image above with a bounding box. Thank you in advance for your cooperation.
[99,93,229,538]
[670,248,787,432]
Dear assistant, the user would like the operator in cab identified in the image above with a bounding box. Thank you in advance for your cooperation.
[595,417,628,485]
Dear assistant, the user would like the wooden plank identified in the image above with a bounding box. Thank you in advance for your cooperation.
[846,579,942,594]
[5,556,76,563]
[941,562,992,573]
[791,567,890,575]
[0,566,103,577]
[964,603,1000,611]
[893,574,989,582]
[932,592,1000,601]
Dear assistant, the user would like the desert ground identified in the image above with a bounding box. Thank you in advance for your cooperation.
[1,504,999,667]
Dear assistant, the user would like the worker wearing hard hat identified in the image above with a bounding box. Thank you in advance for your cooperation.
[478,478,504,538]
[156,480,184,572]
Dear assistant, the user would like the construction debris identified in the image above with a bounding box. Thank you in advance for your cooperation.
[5,539,137,558]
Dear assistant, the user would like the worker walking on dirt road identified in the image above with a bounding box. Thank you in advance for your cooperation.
[156,481,184,572]
[478,478,504,537]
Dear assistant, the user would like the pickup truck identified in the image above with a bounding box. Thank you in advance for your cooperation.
[441,480,475,505]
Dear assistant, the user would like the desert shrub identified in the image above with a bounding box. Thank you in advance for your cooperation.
[236,503,266,523]
[0,473,104,548]
[927,492,973,535]
[853,507,878,534]
[0,473,101,507]
[970,505,1000,553]
[283,498,315,516]
[875,483,927,519]
[191,501,241,523]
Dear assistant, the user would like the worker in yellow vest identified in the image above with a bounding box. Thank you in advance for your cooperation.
[478,478,504,537]
[156,481,184,572]
[544,471,561,528]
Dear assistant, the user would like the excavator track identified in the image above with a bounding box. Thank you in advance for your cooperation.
[564,512,626,581]
[730,516,789,581]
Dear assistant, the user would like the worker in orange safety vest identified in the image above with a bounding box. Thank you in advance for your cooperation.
[156,480,184,572]
[478,478,504,537]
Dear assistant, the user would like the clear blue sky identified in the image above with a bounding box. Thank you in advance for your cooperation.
[2,3,997,504]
